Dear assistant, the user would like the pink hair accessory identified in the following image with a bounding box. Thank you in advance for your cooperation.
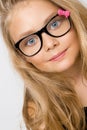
[58,9,70,18]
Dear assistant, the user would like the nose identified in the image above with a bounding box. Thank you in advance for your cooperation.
[42,33,59,52]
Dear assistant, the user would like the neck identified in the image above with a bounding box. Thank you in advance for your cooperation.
[62,58,87,107]
[68,59,87,107]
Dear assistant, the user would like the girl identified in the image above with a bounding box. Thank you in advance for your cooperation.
[0,0,87,130]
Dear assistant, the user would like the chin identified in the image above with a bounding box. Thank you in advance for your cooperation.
[54,60,76,73]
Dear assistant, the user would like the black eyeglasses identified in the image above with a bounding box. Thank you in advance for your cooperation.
[15,14,71,57]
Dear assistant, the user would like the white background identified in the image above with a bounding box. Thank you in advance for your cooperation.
[0,0,87,130]
[0,31,25,130]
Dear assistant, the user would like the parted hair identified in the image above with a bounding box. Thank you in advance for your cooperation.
[0,0,87,130]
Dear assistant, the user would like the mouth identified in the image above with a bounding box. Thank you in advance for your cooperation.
[49,49,67,62]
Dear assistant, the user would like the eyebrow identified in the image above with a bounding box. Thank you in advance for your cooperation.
[17,12,57,41]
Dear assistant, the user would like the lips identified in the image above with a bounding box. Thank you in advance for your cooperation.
[49,49,67,61]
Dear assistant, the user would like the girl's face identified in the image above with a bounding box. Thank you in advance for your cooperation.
[9,0,80,72]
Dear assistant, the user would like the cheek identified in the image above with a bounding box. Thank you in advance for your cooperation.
[65,29,80,50]
[71,31,80,51]
[26,53,49,71]
[26,54,44,67]
[68,33,80,58]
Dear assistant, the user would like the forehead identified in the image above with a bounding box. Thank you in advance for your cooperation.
[9,0,58,42]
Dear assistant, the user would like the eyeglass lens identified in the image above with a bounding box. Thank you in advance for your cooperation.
[16,15,70,57]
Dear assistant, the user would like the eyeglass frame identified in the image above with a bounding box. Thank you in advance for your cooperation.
[15,14,71,57]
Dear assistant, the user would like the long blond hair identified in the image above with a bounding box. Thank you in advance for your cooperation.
[0,0,87,130]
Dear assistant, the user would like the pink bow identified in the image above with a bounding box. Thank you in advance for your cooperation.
[58,9,70,18]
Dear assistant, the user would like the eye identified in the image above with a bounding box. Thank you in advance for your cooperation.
[47,16,64,31]
[50,20,61,30]
[19,35,39,50]
[25,37,36,46]
[19,36,37,49]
